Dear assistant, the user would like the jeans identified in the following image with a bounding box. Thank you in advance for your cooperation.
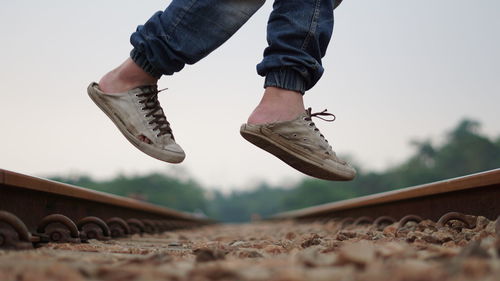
[130,0,339,94]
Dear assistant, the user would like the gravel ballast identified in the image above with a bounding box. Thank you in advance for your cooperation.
[1,218,499,281]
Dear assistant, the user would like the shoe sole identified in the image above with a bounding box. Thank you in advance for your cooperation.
[240,125,354,181]
[87,84,185,163]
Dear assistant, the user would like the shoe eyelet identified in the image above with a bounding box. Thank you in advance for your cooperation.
[293,134,297,137]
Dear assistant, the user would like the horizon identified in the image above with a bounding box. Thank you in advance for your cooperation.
[45,117,499,193]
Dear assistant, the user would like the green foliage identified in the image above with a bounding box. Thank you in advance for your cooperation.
[282,179,358,210]
[383,119,500,188]
[206,183,289,222]
[50,118,500,222]
[51,173,207,214]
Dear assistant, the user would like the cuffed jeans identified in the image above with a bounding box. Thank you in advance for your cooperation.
[130,0,340,94]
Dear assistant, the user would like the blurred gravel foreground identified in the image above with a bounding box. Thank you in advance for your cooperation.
[0,219,499,281]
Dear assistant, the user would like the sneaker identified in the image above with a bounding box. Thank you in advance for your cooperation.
[87,82,185,163]
[240,108,356,181]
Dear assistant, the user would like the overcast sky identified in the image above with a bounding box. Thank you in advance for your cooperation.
[1,0,499,192]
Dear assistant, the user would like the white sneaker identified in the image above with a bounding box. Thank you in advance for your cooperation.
[87,82,185,163]
[240,108,356,181]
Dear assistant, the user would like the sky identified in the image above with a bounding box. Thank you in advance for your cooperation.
[0,0,499,192]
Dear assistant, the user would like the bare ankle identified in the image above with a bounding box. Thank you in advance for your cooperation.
[98,58,158,94]
[247,87,305,125]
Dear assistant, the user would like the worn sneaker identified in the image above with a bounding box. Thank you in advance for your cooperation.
[87,82,185,163]
[240,108,356,181]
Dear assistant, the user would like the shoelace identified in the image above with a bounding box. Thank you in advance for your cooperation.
[136,86,173,138]
[304,107,336,144]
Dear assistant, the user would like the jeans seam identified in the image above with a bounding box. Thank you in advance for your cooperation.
[164,0,198,40]
[301,0,322,51]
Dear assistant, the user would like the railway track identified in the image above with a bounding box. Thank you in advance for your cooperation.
[1,168,499,281]
[272,168,500,231]
[1,168,499,251]
[0,168,213,250]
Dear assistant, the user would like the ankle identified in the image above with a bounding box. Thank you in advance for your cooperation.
[247,87,305,125]
[99,58,158,94]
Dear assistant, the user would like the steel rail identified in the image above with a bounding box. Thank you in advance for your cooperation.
[272,168,500,222]
[0,169,203,221]
[0,168,213,249]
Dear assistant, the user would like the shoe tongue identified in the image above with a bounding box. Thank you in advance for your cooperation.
[139,85,158,94]
[127,85,157,96]
[298,110,310,120]
[305,107,313,117]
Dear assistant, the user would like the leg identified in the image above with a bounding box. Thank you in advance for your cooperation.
[99,58,157,94]
[259,0,335,93]
[100,0,265,93]
[242,0,356,180]
[247,87,305,125]
[248,0,335,124]
[91,0,265,163]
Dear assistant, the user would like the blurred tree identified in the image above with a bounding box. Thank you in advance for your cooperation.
[50,118,500,222]
[434,119,500,178]
[51,173,207,214]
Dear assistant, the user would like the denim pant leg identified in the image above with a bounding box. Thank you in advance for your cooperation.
[257,0,336,94]
[130,0,265,78]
